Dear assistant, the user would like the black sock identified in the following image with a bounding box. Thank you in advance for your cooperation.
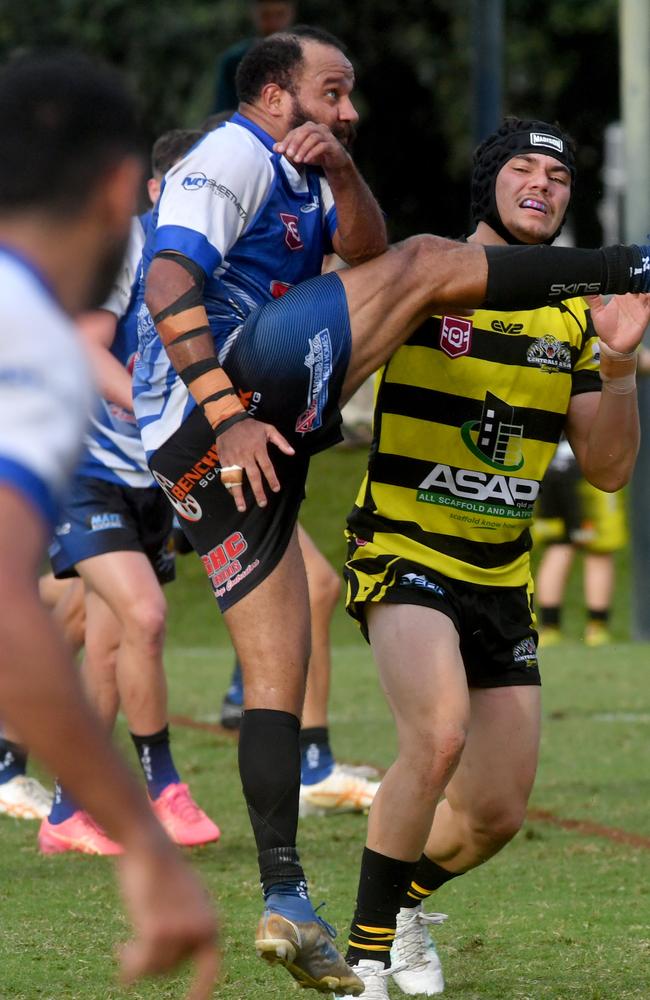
[346,847,417,969]
[130,725,180,799]
[540,606,561,628]
[400,854,461,908]
[239,709,305,889]
[587,608,610,624]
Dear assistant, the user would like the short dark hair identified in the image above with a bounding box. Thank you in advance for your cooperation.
[151,128,204,178]
[235,25,347,105]
[0,51,140,217]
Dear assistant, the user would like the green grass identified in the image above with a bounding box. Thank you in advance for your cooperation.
[1,446,648,998]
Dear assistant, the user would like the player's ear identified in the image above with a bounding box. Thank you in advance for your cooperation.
[260,81,292,119]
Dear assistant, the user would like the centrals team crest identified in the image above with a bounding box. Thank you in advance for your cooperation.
[461,391,524,472]
[526,335,571,372]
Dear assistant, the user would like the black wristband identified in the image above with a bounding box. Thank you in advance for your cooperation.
[212,410,250,438]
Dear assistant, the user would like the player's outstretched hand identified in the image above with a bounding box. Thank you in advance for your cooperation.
[274,121,350,172]
[586,292,650,355]
[218,417,295,512]
[117,844,219,1000]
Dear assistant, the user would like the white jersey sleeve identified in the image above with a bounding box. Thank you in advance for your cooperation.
[0,255,94,529]
[152,123,275,276]
[102,216,146,319]
[319,176,338,248]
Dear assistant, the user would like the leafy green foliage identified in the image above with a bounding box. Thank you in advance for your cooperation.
[2,1,620,241]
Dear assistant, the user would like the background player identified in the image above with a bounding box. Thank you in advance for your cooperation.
[533,435,627,646]
[340,118,650,998]
[0,49,217,997]
[40,126,218,855]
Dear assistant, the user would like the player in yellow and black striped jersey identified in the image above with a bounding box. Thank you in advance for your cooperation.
[338,118,650,997]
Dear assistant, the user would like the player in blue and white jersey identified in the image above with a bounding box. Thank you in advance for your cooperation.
[43,128,220,855]
[0,51,217,996]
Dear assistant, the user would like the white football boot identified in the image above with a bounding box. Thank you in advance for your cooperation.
[390,904,448,995]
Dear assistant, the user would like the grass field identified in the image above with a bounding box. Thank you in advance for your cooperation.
[1,446,648,999]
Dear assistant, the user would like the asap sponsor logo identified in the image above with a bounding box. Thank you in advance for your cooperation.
[202,532,261,598]
[416,462,539,519]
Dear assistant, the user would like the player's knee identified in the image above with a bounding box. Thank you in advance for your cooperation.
[466,798,527,854]
[309,564,341,616]
[404,724,467,795]
[123,595,167,648]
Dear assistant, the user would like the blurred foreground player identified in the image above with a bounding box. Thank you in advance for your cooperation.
[42,126,218,854]
[0,52,217,997]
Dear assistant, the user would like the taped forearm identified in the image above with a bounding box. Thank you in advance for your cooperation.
[151,252,248,436]
[483,243,650,310]
[599,340,637,395]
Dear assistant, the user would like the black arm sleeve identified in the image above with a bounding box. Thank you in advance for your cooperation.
[483,243,642,311]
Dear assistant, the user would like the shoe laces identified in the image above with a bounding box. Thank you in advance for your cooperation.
[313,901,337,939]
[350,961,406,998]
[395,908,448,968]
[162,784,203,821]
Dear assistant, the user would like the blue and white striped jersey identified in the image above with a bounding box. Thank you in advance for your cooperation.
[0,249,93,530]
[133,113,338,456]
[77,213,154,488]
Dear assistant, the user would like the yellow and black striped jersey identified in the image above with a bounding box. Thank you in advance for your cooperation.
[346,300,600,589]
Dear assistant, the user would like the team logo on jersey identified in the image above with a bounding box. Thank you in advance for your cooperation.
[280,213,304,250]
[440,315,473,358]
[270,280,293,298]
[152,470,203,522]
[460,391,524,471]
[513,636,538,666]
[526,335,571,373]
[296,329,333,434]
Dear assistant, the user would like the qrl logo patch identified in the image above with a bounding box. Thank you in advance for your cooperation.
[440,316,473,358]
[280,213,303,250]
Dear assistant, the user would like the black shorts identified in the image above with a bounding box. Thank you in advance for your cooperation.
[149,407,310,612]
[49,475,175,585]
[346,555,540,688]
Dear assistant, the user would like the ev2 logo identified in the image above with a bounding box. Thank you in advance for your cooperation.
[491,320,524,335]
